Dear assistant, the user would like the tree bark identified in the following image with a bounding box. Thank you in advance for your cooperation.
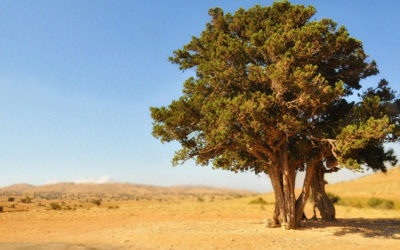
[310,163,335,221]
[267,141,299,229]
[272,202,281,227]
[280,141,297,229]
[268,162,286,227]
[295,163,315,225]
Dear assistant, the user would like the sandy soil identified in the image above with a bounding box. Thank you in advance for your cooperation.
[0,196,399,250]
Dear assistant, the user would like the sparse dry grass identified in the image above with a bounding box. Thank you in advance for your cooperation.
[0,168,399,249]
[0,195,399,250]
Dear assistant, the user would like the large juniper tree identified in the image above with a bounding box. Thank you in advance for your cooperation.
[150,2,397,228]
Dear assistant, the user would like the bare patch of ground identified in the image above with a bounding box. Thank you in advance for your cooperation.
[0,196,399,249]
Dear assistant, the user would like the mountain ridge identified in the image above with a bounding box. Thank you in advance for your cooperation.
[0,182,257,195]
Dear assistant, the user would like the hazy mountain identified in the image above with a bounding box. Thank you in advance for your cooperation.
[0,182,257,196]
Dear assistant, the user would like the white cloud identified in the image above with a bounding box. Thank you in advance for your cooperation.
[45,180,62,185]
[74,175,113,184]
[44,175,114,185]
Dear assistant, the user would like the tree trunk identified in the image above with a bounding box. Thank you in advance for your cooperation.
[280,141,297,229]
[268,162,286,227]
[311,163,335,221]
[295,163,315,225]
[272,202,281,227]
[267,141,299,229]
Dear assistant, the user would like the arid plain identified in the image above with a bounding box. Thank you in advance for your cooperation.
[0,168,399,250]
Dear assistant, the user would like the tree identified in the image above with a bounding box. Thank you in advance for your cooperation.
[150,1,396,228]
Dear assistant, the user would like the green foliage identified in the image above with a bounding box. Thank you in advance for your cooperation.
[337,197,396,210]
[367,197,383,207]
[367,197,394,209]
[331,79,400,171]
[7,197,15,202]
[249,197,268,205]
[151,1,384,175]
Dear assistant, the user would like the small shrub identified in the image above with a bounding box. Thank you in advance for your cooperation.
[249,197,268,205]
[21,196,32,203]
[26,196,32,203]
[108,205,119,209]
[367,197,383,208]
[233,194,243,199]
[49,202,61,210]
[337,197,395,210]
[8,197,15,202]
[367,198,394,209]
[381,200,394,209]
[91,199,102,206]
[197,197,204,202]
[326,192,340,204]
[0,206,3,212]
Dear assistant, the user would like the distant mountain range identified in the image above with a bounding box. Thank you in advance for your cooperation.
[0,182,257,196]
[2,166,398,198]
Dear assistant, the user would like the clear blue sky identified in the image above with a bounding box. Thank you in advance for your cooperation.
[0,0,399,192]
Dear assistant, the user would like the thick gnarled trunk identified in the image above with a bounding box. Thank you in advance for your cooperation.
[311,163,335,221]
[267,141,303,229]
[268,161,292,228]
[266,142,321,229]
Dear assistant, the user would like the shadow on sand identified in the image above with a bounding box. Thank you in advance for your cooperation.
[302,218,400,239]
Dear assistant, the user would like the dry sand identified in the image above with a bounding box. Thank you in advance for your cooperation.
[1,167,400,249]
[0,197,399,250]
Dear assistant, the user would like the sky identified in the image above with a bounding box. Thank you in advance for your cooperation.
[0,0,399,192]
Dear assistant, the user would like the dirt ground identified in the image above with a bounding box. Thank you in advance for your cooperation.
[0,196,399,250]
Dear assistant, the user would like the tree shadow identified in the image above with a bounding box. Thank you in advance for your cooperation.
[302,218,400,239]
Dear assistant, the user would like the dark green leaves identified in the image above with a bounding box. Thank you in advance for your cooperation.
[151,1,398,174]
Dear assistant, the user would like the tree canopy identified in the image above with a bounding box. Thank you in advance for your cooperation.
[151,1,399,229]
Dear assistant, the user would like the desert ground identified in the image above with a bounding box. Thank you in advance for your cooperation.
[0,168,399,249]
